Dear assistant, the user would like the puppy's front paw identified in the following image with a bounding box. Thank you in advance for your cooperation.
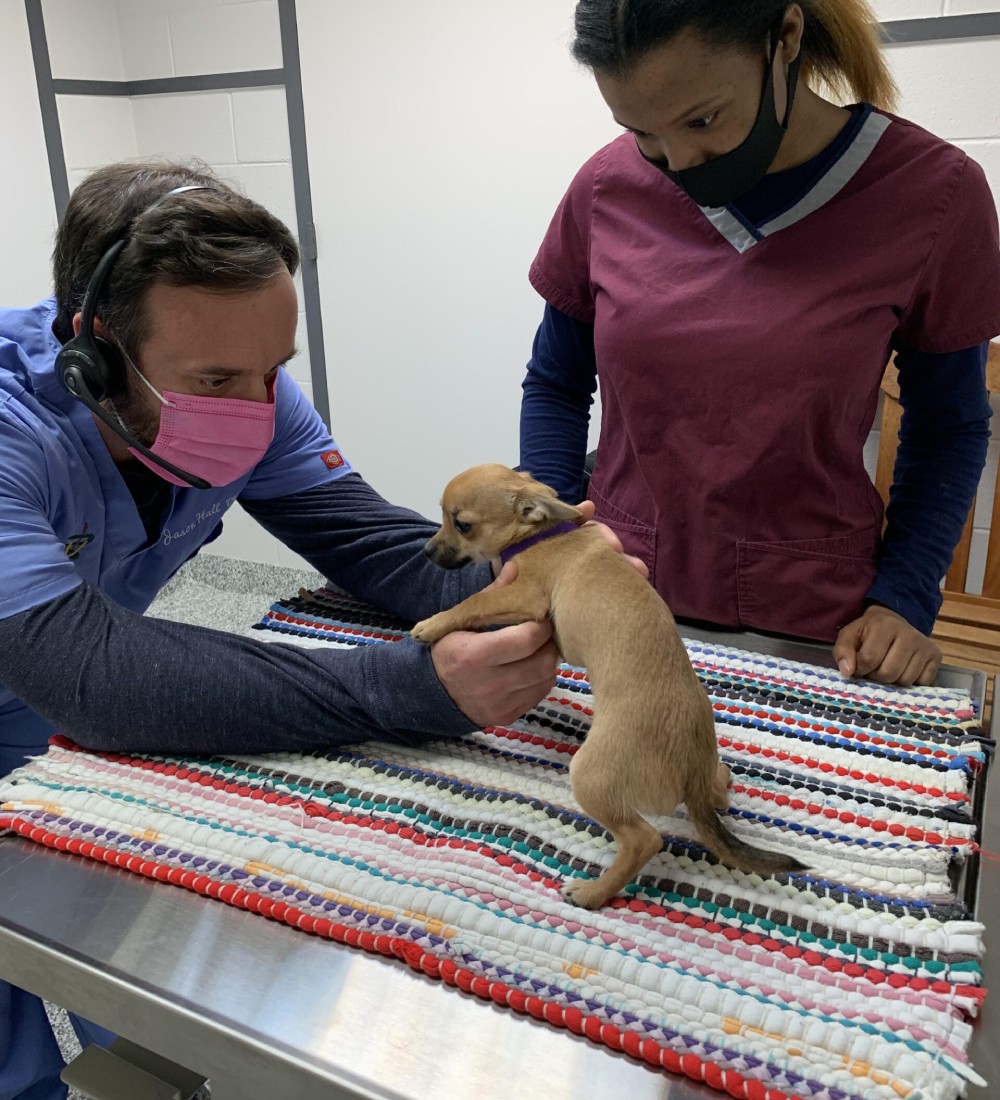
[560,877,612,911]
[410,612,453,645]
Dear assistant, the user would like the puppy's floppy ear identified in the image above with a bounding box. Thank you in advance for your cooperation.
[515,486,583,526]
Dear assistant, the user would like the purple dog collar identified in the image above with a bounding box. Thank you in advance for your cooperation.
[498,520,579,566]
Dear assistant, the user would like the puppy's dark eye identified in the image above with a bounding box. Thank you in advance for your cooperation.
[454,519,472,535]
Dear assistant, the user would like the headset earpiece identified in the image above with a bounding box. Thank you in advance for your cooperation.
[90,336,127,400]
[55,332,127,404]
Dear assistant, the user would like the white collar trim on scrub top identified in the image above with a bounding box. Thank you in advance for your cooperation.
[699,110,893,256]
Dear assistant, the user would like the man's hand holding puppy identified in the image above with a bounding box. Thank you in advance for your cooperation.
[430,618,559,729]
[429,499,647,728]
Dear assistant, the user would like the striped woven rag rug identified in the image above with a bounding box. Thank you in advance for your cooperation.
[0,587,994,1100]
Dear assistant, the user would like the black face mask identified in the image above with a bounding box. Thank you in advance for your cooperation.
[642,31,801,209]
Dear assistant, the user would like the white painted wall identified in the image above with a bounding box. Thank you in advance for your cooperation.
[42,0,123,79]
[297,0,615,522]
[6,0,1000,589]
[0,0,58,306]
[874,1,1000,15]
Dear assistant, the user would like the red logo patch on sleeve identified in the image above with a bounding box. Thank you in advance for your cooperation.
[321,450,345,469]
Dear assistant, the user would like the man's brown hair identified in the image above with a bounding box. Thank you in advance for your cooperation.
[52,160,300,361]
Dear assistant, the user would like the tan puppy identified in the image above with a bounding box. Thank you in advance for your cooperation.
[412,464,805,910]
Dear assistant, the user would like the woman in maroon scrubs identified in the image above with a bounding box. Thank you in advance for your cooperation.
[521,0,1000,686]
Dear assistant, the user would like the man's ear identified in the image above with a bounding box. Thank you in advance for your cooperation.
[516,490,583,526]
[72,313,110,340]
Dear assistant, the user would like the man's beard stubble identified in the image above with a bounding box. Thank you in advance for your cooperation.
[104,373,161,451]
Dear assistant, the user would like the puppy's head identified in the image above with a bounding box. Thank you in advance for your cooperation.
[423,463,583,568]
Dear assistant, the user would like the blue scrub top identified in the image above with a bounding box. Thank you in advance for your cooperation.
[0,298,352,761]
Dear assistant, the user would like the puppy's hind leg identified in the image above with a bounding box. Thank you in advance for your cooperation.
[712,762,732,810]
[562,814,663,910]
[561,747,663,910]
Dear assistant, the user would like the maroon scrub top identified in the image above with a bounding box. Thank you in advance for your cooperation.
[530,111,1000,642]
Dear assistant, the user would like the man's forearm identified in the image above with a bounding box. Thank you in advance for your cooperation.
[240,473,491,620]
[0,582,475,756]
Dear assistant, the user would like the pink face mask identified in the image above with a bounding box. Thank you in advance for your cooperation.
[124,360,277,488]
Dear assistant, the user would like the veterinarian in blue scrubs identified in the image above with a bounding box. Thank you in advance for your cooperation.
[521,0,1000,685]
[0,162,564,1100]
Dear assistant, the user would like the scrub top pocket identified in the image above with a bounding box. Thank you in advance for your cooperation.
[736,528,880,643]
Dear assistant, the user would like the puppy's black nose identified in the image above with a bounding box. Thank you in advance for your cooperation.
[423,540,437,559]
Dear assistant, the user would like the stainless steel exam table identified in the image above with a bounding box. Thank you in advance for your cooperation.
[0,626,996,1100]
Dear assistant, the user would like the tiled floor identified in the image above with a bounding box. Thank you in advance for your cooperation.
[143,552,323,635]
[46,553,323,1099]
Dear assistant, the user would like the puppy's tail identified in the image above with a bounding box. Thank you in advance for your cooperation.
[688,787,807,876]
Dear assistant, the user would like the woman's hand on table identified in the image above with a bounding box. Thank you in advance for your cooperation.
[832,604,941,687]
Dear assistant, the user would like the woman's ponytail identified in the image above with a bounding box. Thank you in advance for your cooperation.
[801,0,899,111]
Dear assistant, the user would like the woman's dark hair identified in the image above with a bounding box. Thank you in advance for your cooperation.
[52,160,300,361]
[572,0,898,110]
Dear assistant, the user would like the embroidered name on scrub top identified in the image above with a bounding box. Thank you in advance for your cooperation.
[160,496,237,546]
